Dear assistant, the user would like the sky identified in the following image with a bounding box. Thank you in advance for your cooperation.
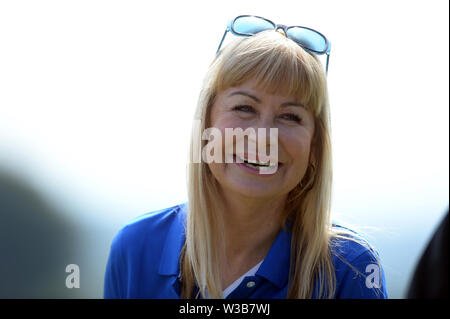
[0,0,448,298]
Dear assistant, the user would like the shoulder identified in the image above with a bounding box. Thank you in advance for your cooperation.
[330,222,376,262]
[110,203,187,264]
[104,203,187,298]
[117,203,186,247]
[329,222,388,299]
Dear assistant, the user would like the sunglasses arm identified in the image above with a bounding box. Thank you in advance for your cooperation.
[325,52,330,75]
[216,29,229,54]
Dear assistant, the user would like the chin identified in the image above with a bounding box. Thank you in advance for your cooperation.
[209,162,294,199]
[223,178,287,199]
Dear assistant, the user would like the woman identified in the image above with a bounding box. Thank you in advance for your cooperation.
[104,16,388,299]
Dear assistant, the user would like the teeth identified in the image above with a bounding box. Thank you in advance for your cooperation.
[242,160,279,174]
[237,155,276,167]
[243,162,260,170]
[259,164,279,175]
[237,155,279,173]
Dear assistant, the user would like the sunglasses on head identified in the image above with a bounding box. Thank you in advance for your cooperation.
[216,15,331,74]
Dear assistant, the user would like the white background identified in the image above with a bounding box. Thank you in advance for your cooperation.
[0,0,448,298]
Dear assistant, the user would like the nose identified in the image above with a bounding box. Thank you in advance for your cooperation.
[250,116,277,150]
[251,117,278,164]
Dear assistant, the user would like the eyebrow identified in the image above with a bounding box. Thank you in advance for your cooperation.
[228,91,262,103]
[228,90,307,109]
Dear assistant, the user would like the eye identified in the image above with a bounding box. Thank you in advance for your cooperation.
[280,113,302,123]
[232,105,256,113]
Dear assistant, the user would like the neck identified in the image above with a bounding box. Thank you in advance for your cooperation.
[219,189,287,262]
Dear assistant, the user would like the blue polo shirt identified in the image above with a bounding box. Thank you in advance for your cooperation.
[104,203,388,299]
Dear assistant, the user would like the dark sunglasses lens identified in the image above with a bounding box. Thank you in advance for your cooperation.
[286,27,327,53]
[233,16,274,34]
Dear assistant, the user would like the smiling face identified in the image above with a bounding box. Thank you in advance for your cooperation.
[207,79,316,200]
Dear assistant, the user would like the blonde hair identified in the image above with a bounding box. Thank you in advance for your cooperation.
[180,30,368,299]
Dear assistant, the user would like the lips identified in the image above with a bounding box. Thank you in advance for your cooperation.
[231,154,283,175]
[235,152,281,164]
[235,154,278,168]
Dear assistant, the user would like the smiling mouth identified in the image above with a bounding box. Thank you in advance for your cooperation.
[233,154,283,171]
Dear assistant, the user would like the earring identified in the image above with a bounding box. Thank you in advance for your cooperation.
[298,163,316,188]
[309,163,316,175]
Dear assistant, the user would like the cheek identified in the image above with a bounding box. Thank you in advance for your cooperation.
[211,116,253,155]
[281,130,313,172]
[212,114,249,131]
[207,162,223,178]
[292,140,311,166]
